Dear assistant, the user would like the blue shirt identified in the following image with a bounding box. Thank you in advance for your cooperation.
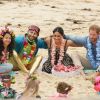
[15,35,47,55]
[65,35,99,69]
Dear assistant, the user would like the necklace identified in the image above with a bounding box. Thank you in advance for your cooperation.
[87,36,100,68]
[51,38,65,66]
[22,38,36,65]
[1,49,9,63]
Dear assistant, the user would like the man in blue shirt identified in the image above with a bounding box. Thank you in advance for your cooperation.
[65,25,100,77]
[12,25,47,73]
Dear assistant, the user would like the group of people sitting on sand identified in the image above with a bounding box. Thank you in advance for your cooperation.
[0,24,100,99]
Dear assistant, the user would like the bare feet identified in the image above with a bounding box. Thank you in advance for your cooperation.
[85,72,100,80]
[85,73,97,83]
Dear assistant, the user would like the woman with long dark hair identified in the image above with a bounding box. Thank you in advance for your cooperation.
[42,27,83,76]
[0,26,15,75]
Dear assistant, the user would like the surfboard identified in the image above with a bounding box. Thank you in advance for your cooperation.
[29,56,42,75]
[13,50,28,73]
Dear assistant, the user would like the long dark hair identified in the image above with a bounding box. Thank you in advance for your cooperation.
[0,31,15,58]
[53,27,65,38]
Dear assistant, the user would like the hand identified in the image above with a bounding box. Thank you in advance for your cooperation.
[25,73,30,85]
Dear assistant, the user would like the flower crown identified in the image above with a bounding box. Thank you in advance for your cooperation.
[0,26,15,39]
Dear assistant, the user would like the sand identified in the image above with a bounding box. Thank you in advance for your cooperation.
[0,0,100,99]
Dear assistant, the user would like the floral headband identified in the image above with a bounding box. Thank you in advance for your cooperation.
[0,26,15,39]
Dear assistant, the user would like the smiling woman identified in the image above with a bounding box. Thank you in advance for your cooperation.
[0,26,15,75]
[42,27,83,76]
[0,26,16,99]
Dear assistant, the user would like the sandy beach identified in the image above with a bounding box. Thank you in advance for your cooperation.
[0,0,100,99]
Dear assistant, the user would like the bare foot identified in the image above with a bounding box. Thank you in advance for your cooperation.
[85,75,93,80]
[85,74,95,83]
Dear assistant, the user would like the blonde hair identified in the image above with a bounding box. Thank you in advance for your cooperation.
[23,76,39,96]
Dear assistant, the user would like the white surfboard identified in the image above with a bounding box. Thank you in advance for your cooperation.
[29,56,42,75]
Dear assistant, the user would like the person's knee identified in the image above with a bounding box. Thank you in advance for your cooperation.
[0,63,13,73]
[10,64,13,70]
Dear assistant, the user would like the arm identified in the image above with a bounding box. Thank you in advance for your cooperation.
[15,35,24,53]
[13,50,29,73]
[37,38,48,49]
[67,40,83,47]
[64,35,87,47]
